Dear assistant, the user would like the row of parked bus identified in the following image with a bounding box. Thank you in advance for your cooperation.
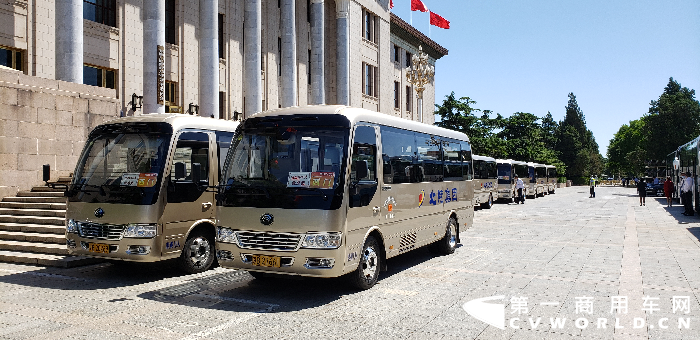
[471,155,558,208]
[667,137,700,214]
[62,105,557,290]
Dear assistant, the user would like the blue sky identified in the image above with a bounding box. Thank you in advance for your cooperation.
[392,0,700,156]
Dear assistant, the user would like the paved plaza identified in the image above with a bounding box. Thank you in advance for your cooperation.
[0,186,699,339]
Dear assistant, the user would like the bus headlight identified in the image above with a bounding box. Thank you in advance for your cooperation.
[66,219,78,233]
[301,232,342,249]
[217,227,238,244]
[122,224,157,238]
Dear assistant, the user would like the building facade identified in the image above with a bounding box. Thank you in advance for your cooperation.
[0,0,446,194]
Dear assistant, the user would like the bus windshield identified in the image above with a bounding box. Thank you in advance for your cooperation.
[68,123,172,205]
[220,118,349,210]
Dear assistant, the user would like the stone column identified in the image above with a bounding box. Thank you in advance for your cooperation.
[55,0,83,83]
[143,0,165,114]
[335,0,349,105]
[280,0,297,108]
[200,0,219,117]
[244,0,262,117]
[310,0,325,105]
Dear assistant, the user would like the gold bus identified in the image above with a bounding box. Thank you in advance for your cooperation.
[215,105,475,289]
[472,155,497,208]
[545,165,557,194]
[65,114,239,273]
[527,162,547,198]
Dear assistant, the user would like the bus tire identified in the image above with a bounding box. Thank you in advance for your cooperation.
[178,230,215,274]
[349,236,381,290]
[434,217,458,255]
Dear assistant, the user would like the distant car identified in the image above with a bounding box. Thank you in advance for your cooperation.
[645,183,664,196]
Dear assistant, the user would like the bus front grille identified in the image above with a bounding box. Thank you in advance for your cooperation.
[78,222,125,240]
[235,231,301,251]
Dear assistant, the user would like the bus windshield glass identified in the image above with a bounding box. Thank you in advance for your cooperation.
[497,164,511,184]
[220,117,349,210]
[68,123,172,205]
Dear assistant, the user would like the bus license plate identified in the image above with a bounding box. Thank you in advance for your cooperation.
[251,254,281,268]
[88,243,110,254]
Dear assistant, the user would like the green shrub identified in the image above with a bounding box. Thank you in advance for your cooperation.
[558,177,567,183]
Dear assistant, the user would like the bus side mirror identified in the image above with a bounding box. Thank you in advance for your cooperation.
[354,160,368,180]
[174,162,186,180]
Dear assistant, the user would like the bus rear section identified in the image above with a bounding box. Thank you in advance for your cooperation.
[496,159,515,202]
[472,155,497,208]
[215,105,474,290]
[65,114,238,273]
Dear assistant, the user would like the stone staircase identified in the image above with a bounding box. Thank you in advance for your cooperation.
[0,177,101,267]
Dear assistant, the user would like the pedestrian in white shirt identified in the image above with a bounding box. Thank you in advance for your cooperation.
[515,175,525,204]
[681,172,694,216]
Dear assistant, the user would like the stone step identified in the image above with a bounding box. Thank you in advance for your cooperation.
[0,202,66,210]
[57,177,73,183]
[0,215,64,226]
[0,239,69,255]
[0,208,65,217]
[31,186,66,193]
[2,196,67,204]
[0,230,65,243]
[0,222,65,234]
[0,250,101,268]
[17,191,65,198]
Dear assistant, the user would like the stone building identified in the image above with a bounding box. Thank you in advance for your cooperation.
[0,0,447,194]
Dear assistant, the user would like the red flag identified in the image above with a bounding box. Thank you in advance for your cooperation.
[430,11,450,29]
[411,0,428,12]
[389,0,394,9]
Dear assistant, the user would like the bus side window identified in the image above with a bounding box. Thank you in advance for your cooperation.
[460,141,473,180]
[415,133,443,182]
[350,125,377,208]
[380,126,415,184]
[215,131,235,181]
[168,132,210,203]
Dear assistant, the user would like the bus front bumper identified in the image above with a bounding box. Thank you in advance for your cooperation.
[66,233,165,262]
[215,243,347,278]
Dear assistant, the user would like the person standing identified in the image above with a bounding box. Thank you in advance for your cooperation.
[681,172,694,216]
[664,176,674,207]
[589,176,596,198]
[515,175,525,204]
[637,178,646,206]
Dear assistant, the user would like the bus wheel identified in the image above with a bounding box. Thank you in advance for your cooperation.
[433,217,458,255]
[179,230,215,274]
[350,236,381,290]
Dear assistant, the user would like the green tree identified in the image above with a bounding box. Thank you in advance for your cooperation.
[555,93,602,178]
[643,77,700,161]
[434,92,504,156]
[607,119,647,177]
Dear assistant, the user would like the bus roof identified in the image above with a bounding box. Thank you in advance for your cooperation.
[512,160,528,165]
[100,113,240,132]
[249,105,471,143]
[527,162,545,167]
[472,154,496,162]
[545,165,556,169]
[496,159,513,164]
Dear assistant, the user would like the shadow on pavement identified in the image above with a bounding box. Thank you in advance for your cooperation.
[136,245,440,313]
[656,197,700,224]
[0,244,440,313]
[688,228,700,242]
[0,259,190,291]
